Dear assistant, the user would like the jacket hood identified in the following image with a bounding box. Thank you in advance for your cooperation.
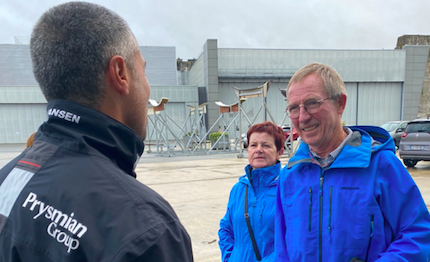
[288,126,395,169]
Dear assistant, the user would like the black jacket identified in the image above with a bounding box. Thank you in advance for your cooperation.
[0,100,193,261]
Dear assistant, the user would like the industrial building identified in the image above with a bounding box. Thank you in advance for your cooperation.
[0,37,429,146]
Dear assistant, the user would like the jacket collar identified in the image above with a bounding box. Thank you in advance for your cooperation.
[39,99,144,177]
[240,161,281,187]
[287,125,394,170]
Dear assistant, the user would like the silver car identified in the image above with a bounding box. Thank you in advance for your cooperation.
[399,119,430,167]
[380,120,409,148]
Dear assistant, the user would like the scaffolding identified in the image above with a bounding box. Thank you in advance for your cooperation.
[279,88,301,156]
[193,99,245,154]
[232,81,276,158]
[146,97,190,156]
[180,102,208,151]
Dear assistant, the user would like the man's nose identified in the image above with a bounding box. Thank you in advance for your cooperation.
[298,106,311,121]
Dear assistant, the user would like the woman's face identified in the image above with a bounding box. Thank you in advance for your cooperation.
[247,132,283,169]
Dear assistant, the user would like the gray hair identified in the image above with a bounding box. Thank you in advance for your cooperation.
[286,62,347,100]
[30,2,139,109]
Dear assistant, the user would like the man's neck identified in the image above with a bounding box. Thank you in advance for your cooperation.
[310,128,349,159]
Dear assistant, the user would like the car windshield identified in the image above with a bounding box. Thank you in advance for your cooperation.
[380,122,399,132]
[405,122,430,133]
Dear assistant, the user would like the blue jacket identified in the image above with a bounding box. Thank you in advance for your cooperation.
[275,126,430,262]
[219,161,281,262]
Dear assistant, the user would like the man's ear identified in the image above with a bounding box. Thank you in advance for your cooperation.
[107,55,130,95]
[337,93,347,114]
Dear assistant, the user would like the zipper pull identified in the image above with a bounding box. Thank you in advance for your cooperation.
[370,215,374,237]
[319,176,324,196]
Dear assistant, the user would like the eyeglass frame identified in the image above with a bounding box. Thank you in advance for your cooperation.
[286,97,332,119]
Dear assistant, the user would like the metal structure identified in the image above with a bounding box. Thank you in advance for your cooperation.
[193,99,246,154]
[146,97,190,156]
[279,88,301,157]
[181,102,208,151]
[232,81,276,158]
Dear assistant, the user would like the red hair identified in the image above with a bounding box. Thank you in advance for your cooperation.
[246,121,285,151]
[26,132,36,148]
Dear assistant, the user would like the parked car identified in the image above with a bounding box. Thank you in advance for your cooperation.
[283,126,298,141]
[282,126,299,149]
[399,119,430,167]
[380,120,409,148]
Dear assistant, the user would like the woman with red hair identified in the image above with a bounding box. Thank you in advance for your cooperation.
[219,121,285,261]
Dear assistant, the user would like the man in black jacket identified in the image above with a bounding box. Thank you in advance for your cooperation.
[0,2,193,261]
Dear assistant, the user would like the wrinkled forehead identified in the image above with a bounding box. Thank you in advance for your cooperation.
[286,74,327,102]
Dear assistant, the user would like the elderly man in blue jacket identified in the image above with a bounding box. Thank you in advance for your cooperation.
[275,62,430,261]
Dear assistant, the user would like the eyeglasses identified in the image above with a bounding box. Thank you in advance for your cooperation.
[286,97,332,119]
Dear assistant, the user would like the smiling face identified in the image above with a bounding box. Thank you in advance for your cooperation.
[247,132,283,169]
[287,73,346,156]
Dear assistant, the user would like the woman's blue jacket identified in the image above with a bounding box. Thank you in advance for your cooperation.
[219,161,281,262]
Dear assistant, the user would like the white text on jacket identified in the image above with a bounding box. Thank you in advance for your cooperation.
[22,192,87,253]
[48,108,81,124]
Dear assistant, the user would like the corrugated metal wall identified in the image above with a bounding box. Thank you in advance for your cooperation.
[0,45,37,86]
[0,45,180,144]
[216,79,403,133]
[357,82,403,125]
[215,48,407,132]
[140,46,178,86]
[218,49,406,82]
[0,86,47,143]
[342,82,403,126]
[0,104,47,143]
[188,53,205,87]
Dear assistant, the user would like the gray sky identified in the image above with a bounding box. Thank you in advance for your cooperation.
[1,0,430,59]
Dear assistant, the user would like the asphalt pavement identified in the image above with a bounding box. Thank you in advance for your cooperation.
[1,144,429,262]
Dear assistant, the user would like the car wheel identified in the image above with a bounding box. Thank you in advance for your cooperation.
[403,159,418,167]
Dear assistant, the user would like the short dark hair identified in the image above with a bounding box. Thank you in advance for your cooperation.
[30,2,139,109]
[247,121,285,151]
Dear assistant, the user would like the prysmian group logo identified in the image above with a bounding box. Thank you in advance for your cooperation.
[22,192,88,253]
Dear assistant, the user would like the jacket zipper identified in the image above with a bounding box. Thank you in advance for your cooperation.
[365,215,374,262]
[319,175,324,262]
[308,187,312,231]
[328,186,333,241]
[260,203,264,219]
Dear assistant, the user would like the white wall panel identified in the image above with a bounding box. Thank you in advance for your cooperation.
[0,104,47,143]
[343,83,358,126]
[0,86,46,103]
[357,83,402,126]
[218,49,406,82]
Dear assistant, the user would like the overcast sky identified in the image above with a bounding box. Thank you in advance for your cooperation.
[1,0,430,59]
